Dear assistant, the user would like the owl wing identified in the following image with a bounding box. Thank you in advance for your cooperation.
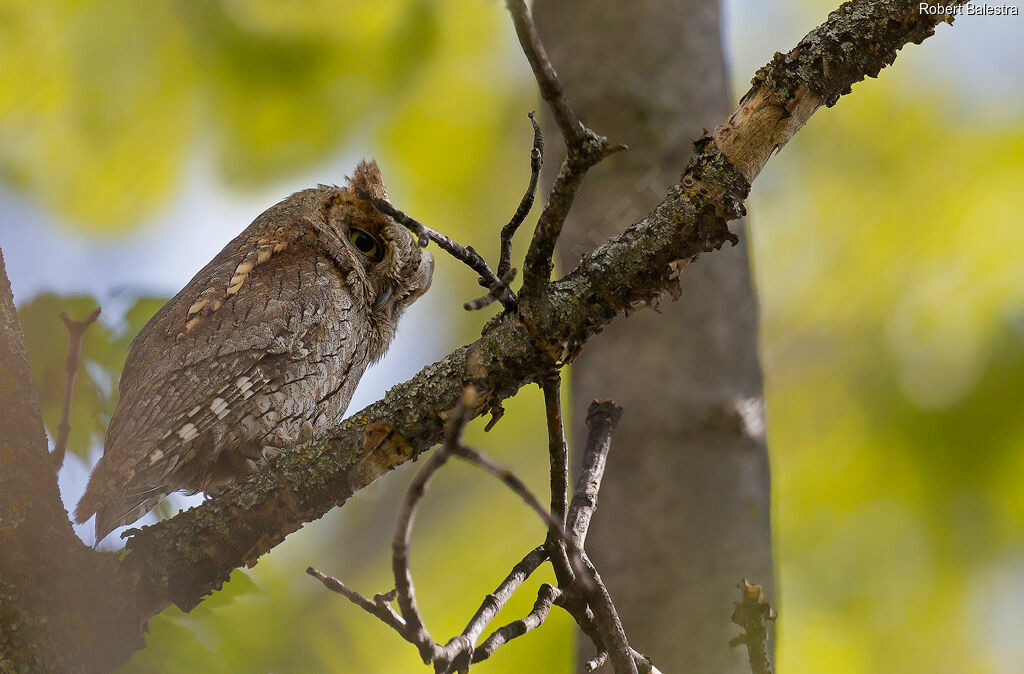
[77,226,369,540]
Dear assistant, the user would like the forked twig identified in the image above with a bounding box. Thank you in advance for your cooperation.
[505,0,627,299]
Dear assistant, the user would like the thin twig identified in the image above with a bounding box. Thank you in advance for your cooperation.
[541,374,575,589]
[311,387,649,673]
[567,400,623,547]
[305,567,407,634]
[542,376,569,526]
[391,445,448,662]
[458,545,547,647]
[464,268,517,312]
[356,190,517,314]
[472,583,562,663]
[558,400,648,674]
[505,0,625,298]
[576,551,636,674]
[391,390,477,665]
[505,0,584,146]
[549,398,621,626]
[357,190,504,290]
[497,111,545,279]
[448,442,592,592]
[51,307,101,468]
[587,650,661,674]
[436,545,549,672]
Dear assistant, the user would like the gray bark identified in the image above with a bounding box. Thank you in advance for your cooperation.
[532,1,774,671]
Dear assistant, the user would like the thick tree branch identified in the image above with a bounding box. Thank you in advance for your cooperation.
[0,254,139,672]
[0,3,963,670]
[114,1,966,630]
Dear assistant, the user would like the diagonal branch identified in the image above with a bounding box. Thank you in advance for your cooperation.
[115,0,968,643]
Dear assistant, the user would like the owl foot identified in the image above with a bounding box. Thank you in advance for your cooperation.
[261,446,281,460]
[298,420,315,443]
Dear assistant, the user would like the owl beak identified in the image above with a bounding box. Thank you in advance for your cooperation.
[372,286,393,310]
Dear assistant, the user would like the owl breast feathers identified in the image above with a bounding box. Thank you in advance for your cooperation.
[75,160,433,543]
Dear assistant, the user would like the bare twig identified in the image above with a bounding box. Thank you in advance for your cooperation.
[51,307,101,469]
[391,444,449,662]
[356,189,513,307]
[305,567,407,634]
[432,546,551,671]
[541,374,575,590]
[472,583,562,663]
[506,0,626,298]
[448,442,588,586]
[458,545,548,648]
[392,389,478,665]
[463,267,517,312]
[542,375,569,526]
[497,112,545,279]
[568,400,623,547]
[730,579,776,674]
[587,650,661,674]
[505,0,583,146]
[548,399,620,625]
[311,384,652,673]
[576,552,636,674]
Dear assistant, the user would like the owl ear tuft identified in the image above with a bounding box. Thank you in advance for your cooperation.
[348,159,389,202]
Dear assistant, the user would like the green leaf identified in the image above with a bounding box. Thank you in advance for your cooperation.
[18,294,166,460]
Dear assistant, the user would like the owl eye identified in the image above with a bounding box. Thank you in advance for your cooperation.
[349,229,381,259]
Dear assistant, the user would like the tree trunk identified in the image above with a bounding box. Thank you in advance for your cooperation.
[0,250,142,673]
[532,1,774,671]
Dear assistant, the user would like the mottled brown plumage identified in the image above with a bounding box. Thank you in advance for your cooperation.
[75,160,433,542]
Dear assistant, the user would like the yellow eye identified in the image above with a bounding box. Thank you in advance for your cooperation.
[349,229,380,258]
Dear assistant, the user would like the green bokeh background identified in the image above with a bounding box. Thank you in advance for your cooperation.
[2,1,1022,672]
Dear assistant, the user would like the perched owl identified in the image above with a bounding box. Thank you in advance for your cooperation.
[75,160,433,542]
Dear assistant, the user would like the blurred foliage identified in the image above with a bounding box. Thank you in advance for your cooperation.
[18,293,163,460]
[6,0,1024,673]
[0,0,439,231]
[752,77,1024,673]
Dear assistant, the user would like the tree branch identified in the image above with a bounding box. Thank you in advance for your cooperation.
[506,0,626,299]
[97,0,965,660]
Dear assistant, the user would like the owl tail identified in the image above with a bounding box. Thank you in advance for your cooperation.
[92,494,166,545]
[75,467,167,544]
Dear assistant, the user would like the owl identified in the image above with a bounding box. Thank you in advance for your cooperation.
[74,160,433,543]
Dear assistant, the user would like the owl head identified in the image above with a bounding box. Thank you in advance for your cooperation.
[318,160,434,361]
